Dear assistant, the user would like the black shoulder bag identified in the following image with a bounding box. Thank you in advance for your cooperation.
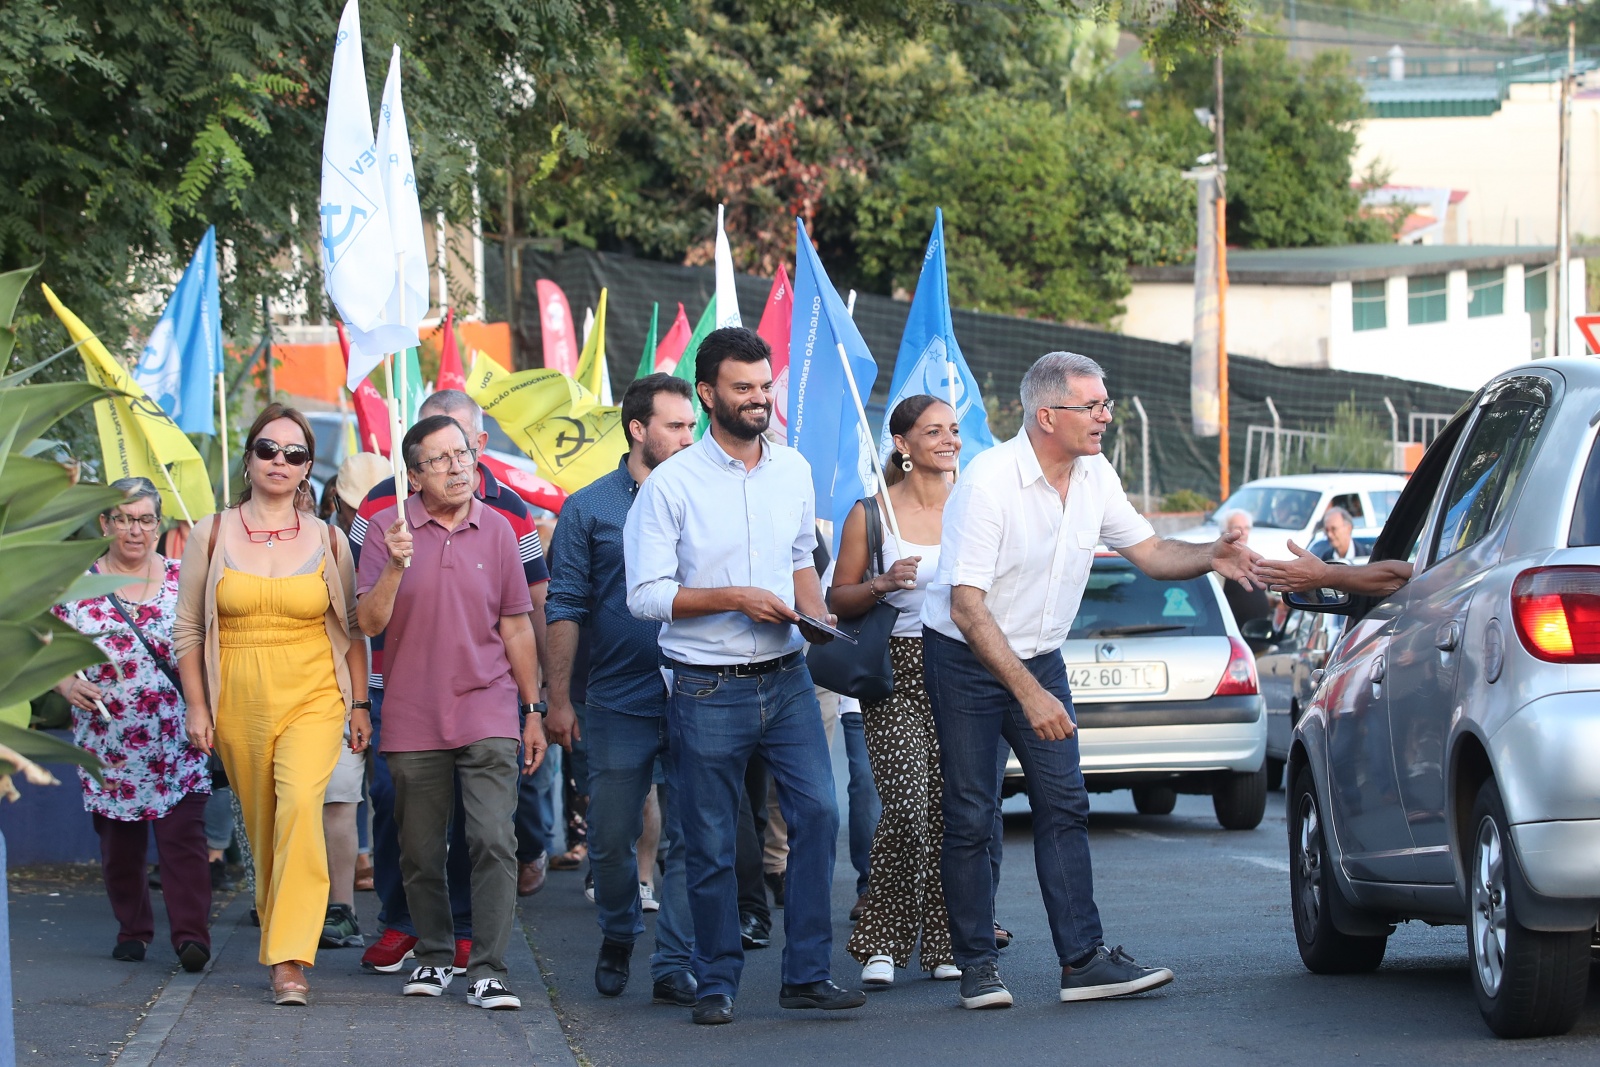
[806,497,900,702]
[96,565,182,693]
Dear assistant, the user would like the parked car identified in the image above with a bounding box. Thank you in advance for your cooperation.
[1003,553,1268,830]
[1173,473,1405,561]
[1250,608,1346,790]
[1285,360,1600,1038]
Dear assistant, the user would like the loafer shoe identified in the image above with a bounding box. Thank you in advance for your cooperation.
[931,964,962,981]
[112,940,146,963]
[1059,945,1173,1002]
[177,940,210,973]
[778,979,867,1010]
[739,914,770,950]
[861,955,894,987]
[692,993,734,1025]
[595,938,631,998]
[518,852,548,897]
[651,970,698,1006]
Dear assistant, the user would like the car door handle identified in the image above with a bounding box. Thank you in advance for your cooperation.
[1371,655,1385,684]
[1436,621,1461,652]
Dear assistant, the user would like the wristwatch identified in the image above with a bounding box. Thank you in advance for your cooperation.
[519,700,548,719]
[351,699,372,711]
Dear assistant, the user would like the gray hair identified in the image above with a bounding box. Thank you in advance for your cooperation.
[1218,508,1252,530]
[1322,505,1353,529]
[420,389,484,435]
[1019,351,1105,427]
[105,476,162,521]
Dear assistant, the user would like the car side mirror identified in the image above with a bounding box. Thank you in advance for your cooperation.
[1240,618,1276,640]
[1286,588,1352,610]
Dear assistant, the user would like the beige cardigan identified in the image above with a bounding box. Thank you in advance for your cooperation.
[173,509,361,711]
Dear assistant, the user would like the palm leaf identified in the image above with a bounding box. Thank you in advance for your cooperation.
[0,720,103,786]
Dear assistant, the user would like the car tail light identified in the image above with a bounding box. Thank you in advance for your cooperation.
[1214,636,1259,696]
[1511,567,1600,663]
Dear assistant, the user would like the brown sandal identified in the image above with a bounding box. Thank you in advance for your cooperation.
[271,962,309,1006]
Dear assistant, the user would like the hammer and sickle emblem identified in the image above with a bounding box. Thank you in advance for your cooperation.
[550,417,592,464]
[320,203,369,262]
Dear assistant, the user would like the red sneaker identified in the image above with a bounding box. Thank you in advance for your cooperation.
[360,928,418,973]
[452,938,471,974]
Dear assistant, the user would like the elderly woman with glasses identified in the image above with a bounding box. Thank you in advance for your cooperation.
[52,477,213,971]
[175,403,370,1006]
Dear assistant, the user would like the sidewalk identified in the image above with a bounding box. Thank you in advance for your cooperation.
[10,867,578,1066]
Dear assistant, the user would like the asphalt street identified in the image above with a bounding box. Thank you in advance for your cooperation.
[525,740,1600,1067]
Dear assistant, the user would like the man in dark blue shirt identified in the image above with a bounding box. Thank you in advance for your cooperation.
[546,373,698,1006]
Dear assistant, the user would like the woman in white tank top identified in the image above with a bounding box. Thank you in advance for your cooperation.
[828,395,962,987]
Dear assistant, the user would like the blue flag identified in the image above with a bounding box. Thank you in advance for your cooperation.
[788,218,879,553]
[133,225,223,434]
[879,208,995,468]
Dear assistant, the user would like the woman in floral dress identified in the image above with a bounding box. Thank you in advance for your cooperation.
[53,477,211,971]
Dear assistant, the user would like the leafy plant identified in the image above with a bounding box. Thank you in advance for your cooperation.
[1304,396,1394,473]
[1161,488,1215,513]
[0,264,123,800]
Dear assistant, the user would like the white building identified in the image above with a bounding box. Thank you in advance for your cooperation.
[1120,245,1586,392]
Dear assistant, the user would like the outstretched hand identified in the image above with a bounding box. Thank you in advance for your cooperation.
[1211,528,1266,591]
[1256,539,1329,594]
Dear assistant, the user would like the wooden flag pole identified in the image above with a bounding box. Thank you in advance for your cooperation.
[155,461,195,525]
[392,252,412,566]
[216,371,230,505]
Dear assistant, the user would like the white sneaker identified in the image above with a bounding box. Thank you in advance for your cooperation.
[401,965,452,997]
[467,977,521,1010]
[932,964,962,981]
[639,882,660,912]
[861,955,894,987]
[584,872,595,904]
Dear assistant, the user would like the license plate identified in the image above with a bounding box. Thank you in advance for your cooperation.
[1066,662,1167,695]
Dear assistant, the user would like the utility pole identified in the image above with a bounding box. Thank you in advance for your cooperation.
[503,154,520,368]
[1215,48,1231,500]
[1556,21,1574,359]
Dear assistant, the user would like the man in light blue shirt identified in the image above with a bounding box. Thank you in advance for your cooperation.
[625,327,866,1026]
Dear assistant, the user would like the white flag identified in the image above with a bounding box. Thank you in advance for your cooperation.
[714,203,741,329]
[321,0,398,377]
[365,48,428,341]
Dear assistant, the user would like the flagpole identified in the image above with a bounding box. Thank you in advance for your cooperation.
[834,341,902,545]
[155,462,195,526]
[216,371,230,505]
[391,250,412,566]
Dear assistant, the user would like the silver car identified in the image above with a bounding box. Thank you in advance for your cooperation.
[1004,553,1268,830]
[1287,359,1600,1038]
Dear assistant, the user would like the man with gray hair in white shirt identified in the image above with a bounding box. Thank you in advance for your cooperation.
[920,351,1263,1010]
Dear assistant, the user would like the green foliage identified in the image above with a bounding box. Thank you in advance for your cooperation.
[1149,37,1399,249]
[857,95,1195,325]
[1518,0,1600,44]
[1303,396,1394,472]
[0,265,116,795]
[1161,488,1216,512]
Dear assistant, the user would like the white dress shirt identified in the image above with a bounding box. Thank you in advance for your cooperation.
[625,432,817,666]
[921,431,1156,659]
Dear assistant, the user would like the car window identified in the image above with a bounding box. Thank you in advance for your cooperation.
[1328,493,1365,524]
[1433,397,1548,563]
[1212,487,1320,530]
[1568,431,1600,546]
[1068,560,1228,638]
[1369,490,1400,526]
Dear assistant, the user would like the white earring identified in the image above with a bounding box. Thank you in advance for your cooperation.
[901,457,913,473]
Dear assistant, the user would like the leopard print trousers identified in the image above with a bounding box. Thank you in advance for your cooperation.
[846,636,954,971]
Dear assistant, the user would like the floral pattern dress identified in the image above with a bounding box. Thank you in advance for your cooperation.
[51,557,210,821]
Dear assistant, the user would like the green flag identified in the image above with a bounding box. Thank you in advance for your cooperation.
[403,347,424,425]
[635,302,660,381]
[674,299,719,438]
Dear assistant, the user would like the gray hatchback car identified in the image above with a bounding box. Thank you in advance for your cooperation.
[1287,359,1600,1038]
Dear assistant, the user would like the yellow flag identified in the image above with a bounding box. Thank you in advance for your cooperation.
[466,352,624,494]
[41,285,216,522]
[574,288,612,404]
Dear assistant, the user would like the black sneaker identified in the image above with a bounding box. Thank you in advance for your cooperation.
[402,965,453,997]
[1059,945,1174,1002]
[468,978,521,1010]
[958,961,1013,1009]
[320,903,364,948]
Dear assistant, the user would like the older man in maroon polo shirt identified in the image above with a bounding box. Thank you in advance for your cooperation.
[357,413,548,1012]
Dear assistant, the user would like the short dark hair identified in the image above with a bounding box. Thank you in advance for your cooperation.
[402,414,470,471]
[693,327,771,412]
[621,374,694,445]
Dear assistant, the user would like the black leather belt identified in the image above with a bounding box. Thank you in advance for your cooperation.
[665,650,802,678]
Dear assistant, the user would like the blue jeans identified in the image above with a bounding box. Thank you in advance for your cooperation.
[515,742,561,862]
[368,687,473,938]
[584,703,693,980]
[841,711,879,896]
[667,657,839,999]
[922,627,1102,968]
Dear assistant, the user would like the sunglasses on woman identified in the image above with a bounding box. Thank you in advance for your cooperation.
[249,439,311,466]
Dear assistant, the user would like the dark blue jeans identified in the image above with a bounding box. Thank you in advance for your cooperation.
[584,703,693,980]
[368,687,473,939]
[841,710,880,896]
[667,657,839,999]
[515,742,561,862]
[922,627,1102,969]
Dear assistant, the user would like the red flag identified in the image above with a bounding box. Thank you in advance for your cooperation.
[337,320,392,455]
[654,303,692,374]
[437,307,466,391]
[536,279,579,374]
[479,451,568,514]
[756,267,794,435]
